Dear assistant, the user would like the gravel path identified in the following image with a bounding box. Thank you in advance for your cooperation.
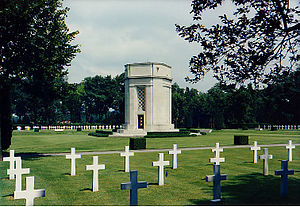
[17,143,300,158]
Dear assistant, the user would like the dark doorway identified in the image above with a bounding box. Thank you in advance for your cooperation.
[138,115,144,129]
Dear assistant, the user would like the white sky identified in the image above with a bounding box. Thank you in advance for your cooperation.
[62,0,298,92]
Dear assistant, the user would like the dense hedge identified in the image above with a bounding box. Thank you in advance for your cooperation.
[234,135,249,145]
[179,128,200,133]
[145,131,193,138]
[130,138,146,150]
[88,132,109,137]
[95,130,113,135]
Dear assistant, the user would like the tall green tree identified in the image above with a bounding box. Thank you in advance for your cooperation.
[0,0,80,159]
[63,83,84,123]
[176,0,299,87]
[82,74,125,124]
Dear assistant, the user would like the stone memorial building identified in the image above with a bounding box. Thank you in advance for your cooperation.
[115,62,178,137]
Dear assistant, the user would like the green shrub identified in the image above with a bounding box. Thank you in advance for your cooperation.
[200,132,207,135]
[34,128,39,132]
[96,130,113,135]
[271,126,277,131]
[88,132,109,137]
[242,126,248,130]
[77,128,82,131]
[234,135,249,145]
[130,138,146,150]
[145,131,191,138]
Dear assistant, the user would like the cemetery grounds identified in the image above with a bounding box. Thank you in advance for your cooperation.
[0,129,299,205]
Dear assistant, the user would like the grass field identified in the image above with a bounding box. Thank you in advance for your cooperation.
[7,129,300,153]
[1,129,300,205]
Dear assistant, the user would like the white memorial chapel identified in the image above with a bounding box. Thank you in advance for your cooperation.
[113,62,178,137]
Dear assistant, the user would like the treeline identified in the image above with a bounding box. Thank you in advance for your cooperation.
[12,73,125,125]
[12,71,299,129]
[173,71,299,129]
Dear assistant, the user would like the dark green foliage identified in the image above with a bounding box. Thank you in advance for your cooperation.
[271,126,278,131]
[176,0,299,86]
[129,138,146,150]
[95,130,113,135]
[82,73,124,124]
[76,128,82,132]
[88,132,109,137]
[34,128,39,132]
[234,135,249,145]
[145,131,191,138]
[1,0,80,151]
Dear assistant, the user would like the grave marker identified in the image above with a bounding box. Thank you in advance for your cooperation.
[14,176,45,206]
[168,144,181,169]
[3,150,18,179]
[121,170,147,206]
[206,165,228,203]
[120,146,134,172]
[286,140,295,162]
[152,153,169,185]
[209,143,225,165]
[259,148,273,175]
[66,148,81,176]
[275,160,294,197]
[86,156,105,192]
[250,141,261,163]
[8,157,30,192]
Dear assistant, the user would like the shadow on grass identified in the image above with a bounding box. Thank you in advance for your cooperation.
[189,198,222,205]
[2,193,13,198]
[148,182,159,186]
[2,151,52,161]
[80,188,93,192]
[221,173,300,205]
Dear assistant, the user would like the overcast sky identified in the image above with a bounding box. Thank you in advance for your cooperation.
[62,0,297,92]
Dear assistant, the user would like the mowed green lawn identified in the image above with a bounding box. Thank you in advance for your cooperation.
[0,129,300,205]
[7,129,300,153]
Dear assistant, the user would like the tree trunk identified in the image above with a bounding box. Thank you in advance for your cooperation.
[0,112,3,161]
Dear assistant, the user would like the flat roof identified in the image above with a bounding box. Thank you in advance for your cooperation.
[125,62,171,68]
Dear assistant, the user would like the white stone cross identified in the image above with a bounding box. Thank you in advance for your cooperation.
[66,148,81,176]
[120,146,134,172]
[286,140,295,161]
[250,141,261,163]
[168,144,181,169]
[86,156,105,192]
[209,143,225,165]
[3,150,19,179]
[14,176,45,206]
[275,160,294,197]
[8,157,30,192]
[152,153,170,185]
[259,148,273,175]
[206,164,228,202]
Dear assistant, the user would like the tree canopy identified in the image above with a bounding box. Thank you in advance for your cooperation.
[0,0,80,157]
[176,0,299,87]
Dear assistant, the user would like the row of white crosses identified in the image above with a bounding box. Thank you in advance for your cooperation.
[17,125,124,131]
[120,144,181,186]
[4,150,45,206]
[65,148,106,192]
[250,140,296,198]
[250,140,296,175]
[206,140,296,202]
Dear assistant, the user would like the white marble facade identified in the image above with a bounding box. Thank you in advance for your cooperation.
[116,62,178,136]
